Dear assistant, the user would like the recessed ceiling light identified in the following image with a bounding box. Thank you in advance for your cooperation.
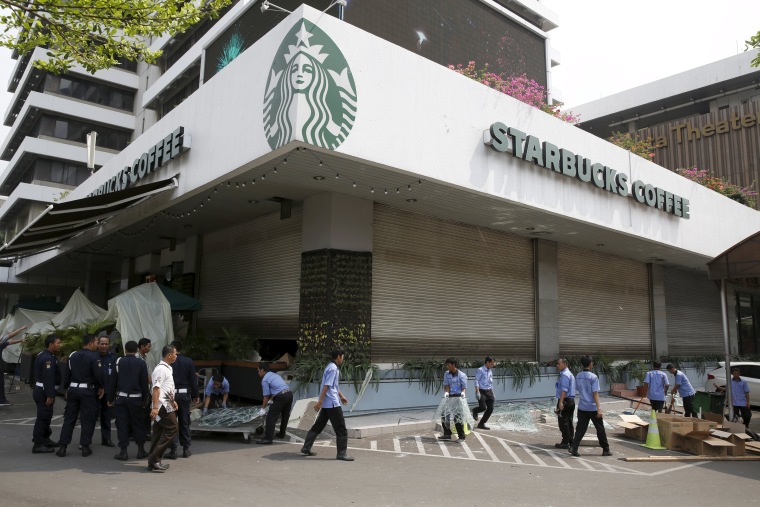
[248,199,258,204]
[406,198,417,203]
[313,175,325,181]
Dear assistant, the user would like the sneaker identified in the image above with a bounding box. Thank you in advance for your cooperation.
[554,443,569,449]
[602,449,613,457]
[437,435,452,441]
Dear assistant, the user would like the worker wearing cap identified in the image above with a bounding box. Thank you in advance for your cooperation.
[667,364,696,417]
[255,363,293,444]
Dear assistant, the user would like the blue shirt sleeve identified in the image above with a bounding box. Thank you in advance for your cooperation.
[322,366,337,391]
[222,378,230,394]
[261,374,271,397]
[205,380,213,396]
[443,372,451,387]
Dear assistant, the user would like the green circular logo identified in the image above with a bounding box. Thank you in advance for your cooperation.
[263,20,357,150]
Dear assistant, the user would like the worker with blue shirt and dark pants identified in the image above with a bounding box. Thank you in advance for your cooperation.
[724,367,752,427]
[56,334,104,457]
[554,358,575,449]
[570,355,611,457]
[438,358,468,443]
[472,356,495,430]
[667,364,697,417]
[256,362,293,444]
[97,334,117,447]
[167,341,198,459]
[643,360,669,412]
[31,334,61,453]
[300,348,354,461]
[202,374,230,415]
[109,340,150,461]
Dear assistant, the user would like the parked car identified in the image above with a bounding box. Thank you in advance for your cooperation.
[705,362,760,406]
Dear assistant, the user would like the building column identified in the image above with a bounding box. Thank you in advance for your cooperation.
[298,193,373,359]
[535,239,559,363]
[649,263,668,360]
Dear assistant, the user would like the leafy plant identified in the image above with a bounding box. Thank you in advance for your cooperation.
[623,359,650,386]
[592,355,624,384]
[608,131,655,160]
[222,327,259,361]
[292,352,378,394]
[400,358,445,394]
[676,167,757,208]
[497,359,540,391]
[23,318,114,356]
[183,328,215,361]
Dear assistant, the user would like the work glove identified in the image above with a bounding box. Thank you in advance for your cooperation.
[202,407,208,416]
[222,402,227,409]
[476,392,481,401]
[258,408,267,417]
[267,399,273,405]
[443,392,449,399]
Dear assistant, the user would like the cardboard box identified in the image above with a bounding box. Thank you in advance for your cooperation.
[682,431,736,457]
[692,419,719,432]
[666,425,696,451]
[703,412,725,424]
[746,441,760,455]
[658,418,695,450]
[710,430,752,456]
[619,414,649,441]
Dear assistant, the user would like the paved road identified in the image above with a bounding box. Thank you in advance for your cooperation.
[1,386,759,506]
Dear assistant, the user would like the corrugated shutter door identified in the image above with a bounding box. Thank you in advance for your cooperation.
[372,205,535,362]
[197,209,301,339]
[665,267,723,355]
[557,244,650,357]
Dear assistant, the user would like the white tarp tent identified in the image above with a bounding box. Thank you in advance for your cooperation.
[104,283,173,373]
[1,309,58,363]
[1,289,106,364]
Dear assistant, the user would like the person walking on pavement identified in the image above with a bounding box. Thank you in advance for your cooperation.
[166,340,198,459]
[147,345,179,473]
[438,358,469,443]
[108,340,150,461]
[667,364,697,417]
[31,334,61,453]
[554,358,576,449]
[569,355,611,457]
[57,334,104,457]
[1,325,27,407]
[472,356,496,430]
[724,367,752,427]
[300,348,354,461]
[97,333,117,447]
[256,362,293,444]
[643,361,669,413]
[137,338,153,439]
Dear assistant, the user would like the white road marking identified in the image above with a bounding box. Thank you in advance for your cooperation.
[370,440,377,450]
[460,441,476,460]
[520,443,547,466]
[393,437,401,453]
[497,438,522,464]
[546,450,572,468]
[438,441,451,457]
[473,432,499,462]
[414,436,426,455]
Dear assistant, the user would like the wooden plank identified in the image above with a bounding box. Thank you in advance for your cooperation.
[624,455,760,462]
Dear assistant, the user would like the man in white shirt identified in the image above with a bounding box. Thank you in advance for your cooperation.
[146,345,178,473]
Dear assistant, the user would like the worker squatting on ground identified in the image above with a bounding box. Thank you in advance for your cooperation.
[202,374,230,415]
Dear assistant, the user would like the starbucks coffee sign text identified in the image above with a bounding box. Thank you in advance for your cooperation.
[487,122,690,219]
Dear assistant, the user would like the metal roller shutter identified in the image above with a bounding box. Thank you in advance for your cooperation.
[197,209,302,339]
[372,205,535,362]
[557,244,650,358]
[664,267,723,355]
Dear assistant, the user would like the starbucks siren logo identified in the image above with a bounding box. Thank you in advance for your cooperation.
[263,20,357,150]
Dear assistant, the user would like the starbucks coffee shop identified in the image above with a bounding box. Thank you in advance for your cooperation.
[4,5,759,401]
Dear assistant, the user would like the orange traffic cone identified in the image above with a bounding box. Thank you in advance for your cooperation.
[641,409,666,450]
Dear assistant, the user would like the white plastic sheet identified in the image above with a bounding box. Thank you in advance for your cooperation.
[104,282,173,373]
[1,309,57,363]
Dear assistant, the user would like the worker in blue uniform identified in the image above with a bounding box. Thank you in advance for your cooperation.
[256,363,293,444]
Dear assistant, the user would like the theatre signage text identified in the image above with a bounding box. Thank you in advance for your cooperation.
[486,122,690,219]
[89,127,188,197]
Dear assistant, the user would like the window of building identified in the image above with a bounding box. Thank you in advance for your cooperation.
[42,74,135,112]
[34,114,132,151]
[32,158,90,187]
[160,74,200,117]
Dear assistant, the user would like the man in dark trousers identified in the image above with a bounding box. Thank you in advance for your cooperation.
[255,362,293,444]
[31,334,61,453]
[97,333,117,447]
[166,340,198,459]
[57,334,104,457]
[569,355,611,458]
[472,356,496,430]
[147,345,179,473]
[554,358,576,449]
[300,348,354,461]
[108,340,150,461]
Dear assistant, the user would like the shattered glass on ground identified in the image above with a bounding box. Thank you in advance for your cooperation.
[432,397,476,429]
[487,398,555,432]
[197,407,265,428]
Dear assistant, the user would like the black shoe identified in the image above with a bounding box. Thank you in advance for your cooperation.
[136,447,148,459]
[81,445,92,457]
[569,448,580,457]
[602,449,613,457]
[554,443,569,449]
[455,437,466,443]
[56,445,67,457]
[276,433,287,439]
[472,409,479,421]
[147,463,166,473]
[437,435,452,440]
[114,449,129,461]
[43,439,59,448]
[165,449,178,460]
[183,448,191,458]
[101,440,115,448]
[255,439,273,445]
[336,454,355,461]
[32,444,55,454]
[300,448,317,456]
[477,424,490,430]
